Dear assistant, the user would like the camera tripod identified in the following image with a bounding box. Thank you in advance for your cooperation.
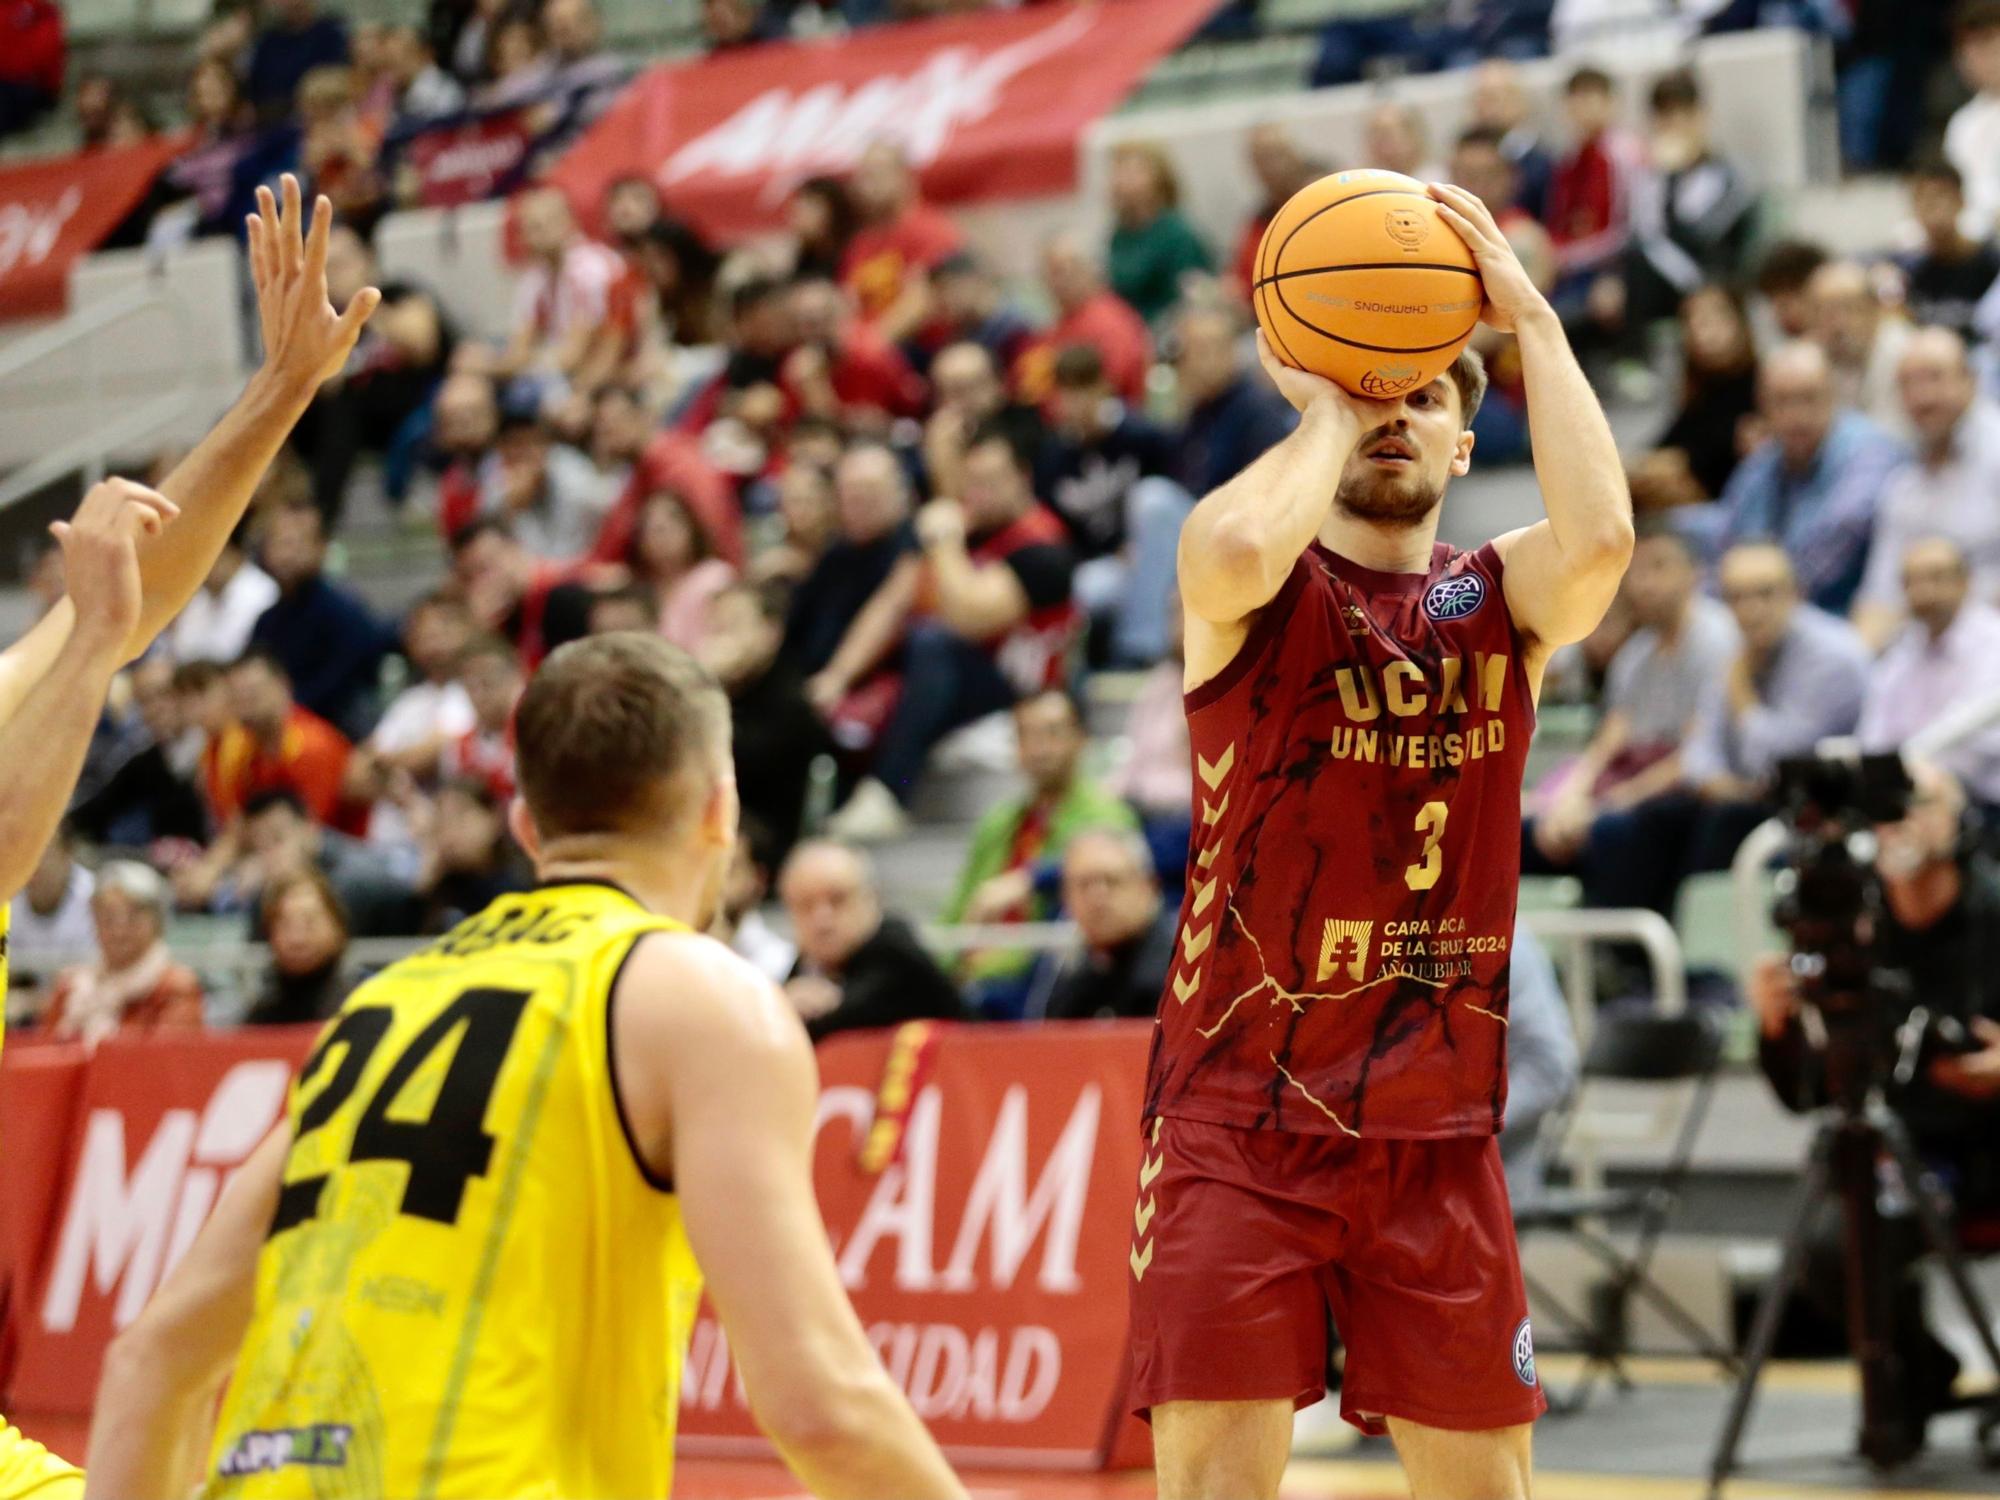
[1705,1084,2000,1497]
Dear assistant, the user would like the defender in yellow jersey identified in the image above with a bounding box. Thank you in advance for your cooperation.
[85,635,965,1500]
[0,175,378,1500]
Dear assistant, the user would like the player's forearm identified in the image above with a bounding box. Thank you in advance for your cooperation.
[1516,306,1633,570]
[135,369,316,656]
[83,1335,227,1500]
[0,630,122,898]
[769,1367,967,1500]
[1178,395,1356,623]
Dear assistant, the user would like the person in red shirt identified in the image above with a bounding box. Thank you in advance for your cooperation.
[202,648,354,828]
[840,141,965,345]
[820,422,1079,842]
[785,274,929,432]
[1228,124,1324,302]
[0,0,65,136]
[440,633,521,803]
[587,385,741,567]
[1014,233,1152,409]
[449,517,611,668]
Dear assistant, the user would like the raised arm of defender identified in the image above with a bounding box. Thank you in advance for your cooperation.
[1429,184,1633,683]
[1176,344,1389,689]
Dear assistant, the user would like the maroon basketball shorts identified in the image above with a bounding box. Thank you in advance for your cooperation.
[1126,1114,1547,1436]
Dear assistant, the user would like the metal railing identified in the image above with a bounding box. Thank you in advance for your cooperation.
[0,286,198,514]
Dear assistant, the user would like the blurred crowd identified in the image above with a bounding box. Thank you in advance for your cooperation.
[3,0,2000,1050]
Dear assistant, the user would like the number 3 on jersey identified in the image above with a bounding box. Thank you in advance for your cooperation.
[1404,801,1448,891]
[271,988,531,1237]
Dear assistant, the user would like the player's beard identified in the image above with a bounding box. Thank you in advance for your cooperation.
[1334,461,1446,526]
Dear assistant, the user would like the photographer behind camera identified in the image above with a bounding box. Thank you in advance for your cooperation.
[1748,759,2000,1447]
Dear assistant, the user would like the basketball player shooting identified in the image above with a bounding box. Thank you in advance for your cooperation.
[1128,181,1632,1500]
[0,174,375,1500]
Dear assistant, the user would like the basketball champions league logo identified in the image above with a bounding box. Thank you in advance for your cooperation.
[1423,572,1487,622]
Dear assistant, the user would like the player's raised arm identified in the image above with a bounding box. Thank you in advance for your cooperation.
[1176,337,1384,681]
[83,1127,287,1500]
[1430,183,1633,677]
[615,934,968,1500]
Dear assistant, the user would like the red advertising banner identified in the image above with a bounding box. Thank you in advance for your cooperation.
[0,136,185,321]
[548,0,1221,242]
[680,1021,1152,1466]
[388,107,540,210]
[0,1019,1155,1467]
[6,1027,317,1413]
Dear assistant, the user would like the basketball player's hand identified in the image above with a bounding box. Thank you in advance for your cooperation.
[1427,182,1550,334]
[1746,953,1799,1040]
[52,479,180,657]
[247,173,382,393]
[1254,331,1396,436]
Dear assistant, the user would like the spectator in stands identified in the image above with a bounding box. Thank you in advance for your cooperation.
[169,520,277,666]
[430,0,506,83]
[750,461,838,588]
[821,423,1079,840]
[489,405,616,559]
[433,370,503,536]
[1228,124,1322,301]
[1044,343,1189,665]
[1469,58,1554,223]
[624,491,736,650]
[237,788,418,936]
[792,442,917,680]
[630,214,721,351]
[1808,259,1916,437]
[1171,303,1297,498]
[701,0,786,50]
[921,254,1036,377]
[923,340,1047,507]
[1594,543,1869,915]
[244,870,358,1025]
[1043,828,1175,1021]
[381,24,465,120]
[71,72,144,152]
[449,518,601,666]
[441,633,522,803]
[1711,341,1905,614]
[247,0,350,124]
[1016,234,1151,408]
[159,58,255,240]
[1497,920,1581,1201]
[414,777,529,932]
[1896,161,2000,345]
[784,273,929,431]
[1946,0,2000,240]
[588,385,741,570]
[291,224,456,522]
[1365,100,1444,184]
[9,824,94,986]
[477,14,553,107]
[539,0,628,144]
[40,863,203,1043]
[1106,142,1212,327]
[488,186,627,409]
[0,0,62,138]
[1109,594,1192,885]
[344,592,477,860]
[251,497,397,738]
[778,841,964,1041]
[1853,329,2000,645]
[789,175,859,283]
[718,823,795,983]
[1523,526,1739,899]
[1626,71,1758,330]
[586,586,655,635]
[1548,67,1646,336]
[1451,125,1556,465]
[943,688,1139,1016]
[701,581,833,864]
[1860,537,2000,810]
[1639,285,1761,504]
[1753,239,1830,343]
[672,274,795,441]
[841,141,964,345]
[203,648,353,830]
[296,66,385,237]
[72,659,209,849]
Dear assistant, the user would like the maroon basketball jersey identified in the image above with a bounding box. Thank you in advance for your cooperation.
[1145,540,1535,1139]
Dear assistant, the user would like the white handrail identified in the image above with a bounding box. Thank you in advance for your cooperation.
[0,287,198,512]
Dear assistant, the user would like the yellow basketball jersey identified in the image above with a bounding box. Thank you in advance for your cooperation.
[206,882,704,1500]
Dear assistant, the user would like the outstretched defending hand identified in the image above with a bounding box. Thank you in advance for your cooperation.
[1427,181,1549,334]
[51,479,180,657]
[247,173,382,393]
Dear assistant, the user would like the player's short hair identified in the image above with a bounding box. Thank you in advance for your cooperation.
[1955,0,2000,40]
[513,632,731,840]
[1444,346,1488,429]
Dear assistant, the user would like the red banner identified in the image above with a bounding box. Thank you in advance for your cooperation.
[548,0,1220,242]
[0,1020,1154,1467]
[388,107,541,210]
[0,136,184,321]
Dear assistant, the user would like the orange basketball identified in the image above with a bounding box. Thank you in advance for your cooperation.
[1251,168,1483,400]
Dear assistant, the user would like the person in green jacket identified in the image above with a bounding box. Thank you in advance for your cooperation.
[1107,141,1215,326]
[944,686,1139,1016]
